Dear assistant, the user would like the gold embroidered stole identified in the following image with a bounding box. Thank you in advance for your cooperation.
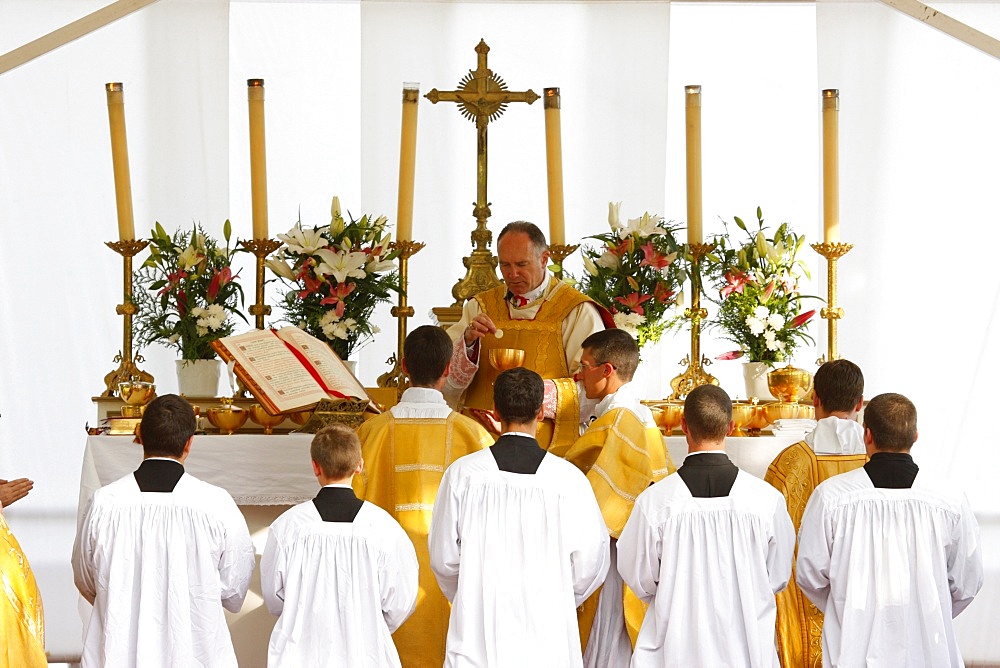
[765,441,867,668]
[354,412,493,668]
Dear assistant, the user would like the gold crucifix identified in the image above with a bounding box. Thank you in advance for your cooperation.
[426,39,539,313]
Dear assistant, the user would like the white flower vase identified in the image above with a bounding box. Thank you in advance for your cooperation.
[176,359,222,398]
[343,360,358,377]
[742,361,776,402]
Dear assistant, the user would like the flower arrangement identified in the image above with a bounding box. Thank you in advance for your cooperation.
[266,196,401,360]
[576,202,686,347]
[133,221,246,360]
[703,207,816,364]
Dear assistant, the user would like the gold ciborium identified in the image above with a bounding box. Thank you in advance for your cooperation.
[489,348,526,372]
[118,380,156,418]
[767,365,813,403]
[249,404,284,435]
[207,400,248,435]
[643,400,684,436]
[797,404,816,420]
[763,401,801,426]
[731,401,759,437]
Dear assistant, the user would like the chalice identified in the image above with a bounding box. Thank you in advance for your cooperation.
[249,404,284,435]
[767,365,813,403]
[642,400,684,436]
[731,401,759,437]
[207,398,248,435]
[489,348,525,372]
[118,380,156,418]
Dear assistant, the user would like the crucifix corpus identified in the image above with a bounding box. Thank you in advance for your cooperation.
[426,39,539,324]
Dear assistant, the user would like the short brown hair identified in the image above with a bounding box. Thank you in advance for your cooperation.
[494,367,544,424]
[814,359,864,413]
[863,393,917,452]
[581,329,639,382]
[683,384,732,442]
[310,424,362,479]
[404,325,453,386]
[497,221,548,255]
[139,394,196,458]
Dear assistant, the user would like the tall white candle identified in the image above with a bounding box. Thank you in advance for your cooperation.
[248,79,269,240]
[106,82,135,241]
[396,83,419,242]
[822,89,840,243]
[543,87,565,246]
[685,85,703,245]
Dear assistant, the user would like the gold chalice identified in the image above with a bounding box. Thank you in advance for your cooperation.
[767,365,813,403]
[731,401,759,437]
[763,401,801,426]
[288,410,313,426]
[641,400,685,435]
[797,403,816,420]
[489,348,526,372]
[119,380,156,418]
[207,400,248,435]
[249,404,284,435]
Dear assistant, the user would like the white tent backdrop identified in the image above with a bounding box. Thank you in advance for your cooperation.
[1,0,998,660]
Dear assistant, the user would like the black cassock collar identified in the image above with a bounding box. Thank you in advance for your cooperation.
[677,452,739,498]
[313,486,364,523]
[491,434,546,474]
[865,451,919,489]
[134,458,185,493]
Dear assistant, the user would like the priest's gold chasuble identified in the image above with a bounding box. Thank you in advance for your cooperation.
[463,282,591,452]
[354,412,493,668]
[1,512,45,667]
[765,441,867,668]
[556,407,676,651]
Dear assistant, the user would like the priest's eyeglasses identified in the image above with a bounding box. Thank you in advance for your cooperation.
[574,361,616,375]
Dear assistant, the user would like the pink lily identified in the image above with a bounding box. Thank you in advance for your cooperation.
[721,271,749,299]
[206,266,233,303]
[319,282,356,318]
[761,280,776,302]
[654,282,675,304]
[716,350,744,361]
[615,292,651,316]
[639,241,675,270]
[157,270,188,298]
[790,309,816,328]
[176,290,187,317]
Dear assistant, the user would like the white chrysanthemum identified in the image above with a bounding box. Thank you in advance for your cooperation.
[613,312,643,337]
[766,313,785,331]
[764,329,780,351]
[746,316,766,336]
[754,305,770,319]
[596,251,620,270]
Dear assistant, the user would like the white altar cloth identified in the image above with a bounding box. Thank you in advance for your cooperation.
[664,432,806,479]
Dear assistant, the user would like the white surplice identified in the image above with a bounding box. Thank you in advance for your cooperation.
[796,467,983,667]
[428,447,610,668]
[805,415,866,454]
[617,470,795,668]
[72,472,255,668]
[261,493,419,668]
[583,381,657,668]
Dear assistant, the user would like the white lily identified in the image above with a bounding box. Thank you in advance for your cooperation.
[331,196,341,220]
[608,201,623,231]
[314,248,368,283]
[265,256,296,281]
[596,251,620,270]
[278,225,329,255]
[620,212,667,239]
[366,257,397,274]
[582,255,600,277]
[177,244,202,270]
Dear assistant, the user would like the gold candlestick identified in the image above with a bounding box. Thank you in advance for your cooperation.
[377,240,426,394]
[547,243,579,280]
[669,242,719,400]
[240,238,283,329]
[102,239,153,397]
[811,241,853,363]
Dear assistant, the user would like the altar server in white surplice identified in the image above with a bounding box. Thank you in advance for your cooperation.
[72,394,255,668]
[618,384,795,668]
[429,367,610,668]
[262,423,418,668]
[797,393,983,667]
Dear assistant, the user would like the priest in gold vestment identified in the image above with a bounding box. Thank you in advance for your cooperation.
[1,502,46,667]
[554,330,675,667]
[445,222,611,452]
[355,325,494,668]
[764,359,868,667]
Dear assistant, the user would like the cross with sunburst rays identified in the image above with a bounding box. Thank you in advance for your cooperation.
[426,39,539,305]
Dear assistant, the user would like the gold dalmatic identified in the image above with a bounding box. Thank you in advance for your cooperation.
[461,282,590,451]
[1,512,46,667]
[765,441,867,667]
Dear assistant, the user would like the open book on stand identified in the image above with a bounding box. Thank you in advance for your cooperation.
[212,327,380,415]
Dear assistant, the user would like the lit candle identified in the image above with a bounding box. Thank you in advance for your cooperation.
[543,87,565,246]
[105,83,135,241]
[822,89,840,243]
[247,79,269,241]
[685,85,703,245]
[396,83,419,242]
